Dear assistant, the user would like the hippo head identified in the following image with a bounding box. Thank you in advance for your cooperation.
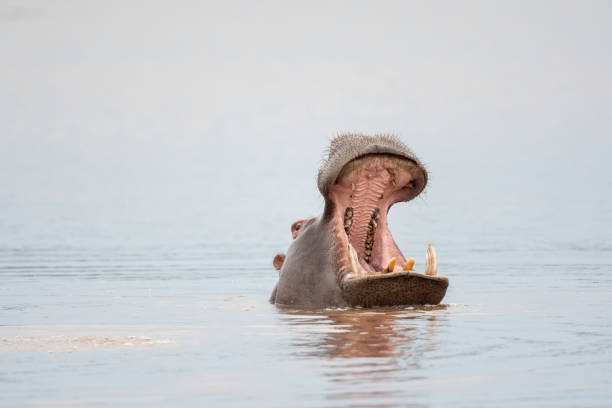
[270,134,448,308]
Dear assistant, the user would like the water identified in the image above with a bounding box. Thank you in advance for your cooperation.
[2,239,611,407]
[2,2,612,407]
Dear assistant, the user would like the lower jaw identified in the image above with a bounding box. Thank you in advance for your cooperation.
[340,269,449,307]
[332,197,447,306]
[337,215,447,306]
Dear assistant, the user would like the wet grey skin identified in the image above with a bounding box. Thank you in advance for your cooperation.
[270,134,449,308]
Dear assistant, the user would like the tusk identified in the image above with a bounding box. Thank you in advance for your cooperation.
[348,243,360,274]
[383,257,396,273]
[402,258,415,271]
[425,244,437,276]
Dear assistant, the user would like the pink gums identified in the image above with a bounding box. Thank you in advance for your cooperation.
[329,155,416,274]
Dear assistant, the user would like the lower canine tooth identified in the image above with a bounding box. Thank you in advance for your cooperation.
[383,257,396,273]
[348,243,360,274]
[425,244,437,276]
[403,258,415,271]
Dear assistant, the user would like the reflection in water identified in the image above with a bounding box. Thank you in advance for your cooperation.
[277,306,447,406]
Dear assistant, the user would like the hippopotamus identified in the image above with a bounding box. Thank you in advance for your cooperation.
[270,134,449,308]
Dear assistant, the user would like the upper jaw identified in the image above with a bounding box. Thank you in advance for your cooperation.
[317,134,427,198]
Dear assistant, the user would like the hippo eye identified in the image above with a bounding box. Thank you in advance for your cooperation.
[295,223,301,231]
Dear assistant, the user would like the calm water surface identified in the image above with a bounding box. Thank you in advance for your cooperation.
[2,2,612,407]
[2,195,611,407]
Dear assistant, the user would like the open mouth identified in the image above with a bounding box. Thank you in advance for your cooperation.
[329,154,436,278]
[271,134,449,308]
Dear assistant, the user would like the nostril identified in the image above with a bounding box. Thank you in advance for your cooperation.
[295,223,301,231]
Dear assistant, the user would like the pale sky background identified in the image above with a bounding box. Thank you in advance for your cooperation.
[1,1,610,246]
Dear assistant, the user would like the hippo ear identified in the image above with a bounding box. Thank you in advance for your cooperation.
[273,253,285,270]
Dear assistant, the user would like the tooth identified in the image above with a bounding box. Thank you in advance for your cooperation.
[347,243,359,274]
[425,244,437,276]
[344,207,353,235]
[403,258,415,271]
[383,257,396,273]
[351,183,355,191]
